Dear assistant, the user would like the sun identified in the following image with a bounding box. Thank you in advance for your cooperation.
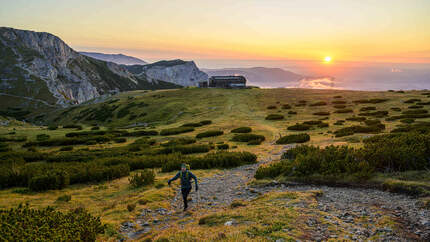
[324,56,332,63]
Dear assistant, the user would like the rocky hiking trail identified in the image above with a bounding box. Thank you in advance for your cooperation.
[120,149,430,241]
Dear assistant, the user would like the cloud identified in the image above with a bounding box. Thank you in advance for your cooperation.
[293,77,340,89]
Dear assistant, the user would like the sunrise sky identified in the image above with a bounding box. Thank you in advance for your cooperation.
[1,0,430,67]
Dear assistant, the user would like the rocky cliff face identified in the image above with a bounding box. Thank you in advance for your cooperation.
[125,60,208,87]
[80,52,147,65]
[0,27,179,107]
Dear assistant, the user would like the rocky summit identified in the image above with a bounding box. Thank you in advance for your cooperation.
[0,27,180,107]
[124,59,208,87]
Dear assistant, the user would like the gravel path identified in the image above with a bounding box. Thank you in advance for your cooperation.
[121,150,430,241]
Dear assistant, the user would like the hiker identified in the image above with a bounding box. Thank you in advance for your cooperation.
[168,163,198,211]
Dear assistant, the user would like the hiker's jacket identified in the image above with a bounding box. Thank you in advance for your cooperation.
[168,170,198,190]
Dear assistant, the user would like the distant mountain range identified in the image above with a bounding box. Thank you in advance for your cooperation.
[203,67,303,88]
[80,52,147,65]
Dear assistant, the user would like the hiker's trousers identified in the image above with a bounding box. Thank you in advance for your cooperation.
[181,187,191,209]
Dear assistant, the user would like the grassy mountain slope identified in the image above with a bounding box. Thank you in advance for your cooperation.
[1,88,430,241]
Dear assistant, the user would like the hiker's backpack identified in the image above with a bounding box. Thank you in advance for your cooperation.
[180,170,190,180]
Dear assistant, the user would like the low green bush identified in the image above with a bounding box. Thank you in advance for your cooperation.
[161,151,257,172]
[0,142,9,152]
[346,116,366,122]
[217,144,229,150]
[36,134,50,141]
[114,137,127,143]
[28,171,70,192]
[404,98,421,104]
[59,146,73,151]
[231,127,252,133]
[364,119,382,126]
[334,109,353,114]
[353,99,388,104]
[200,120,212,125]
[281,104,292,109]
[334,122,385,137]
[416,101,430,105]
[391,122,430,133]
[309,101,327,106]
[65,131,108,137]
[400,118,415,124]
[267,105,277,109]
[303,120,322,125]
[160,127,194,136]
[247,139,263,145]
[255,160,289,179]
[182,120,212,127]
[0,205,104,241]
[63,124,83,130]
[125,130,158,136]
[358,111,388,117]
[333,105,347,109]
[47,125,58,130]
[288,111,297,115]
[391,107,402,112]
[0,136,27,142]
[402,109,428,115]
[161,137,196,146]
[127,203,136,212]
[386,114,430,121]
[155,144,211,155]
[313,111,330,116]
[408,105,423,109]
[276,133,310,144]
[196,130,223,138]
[317,122,329,128]
[56,194,71,202]
[23,136,111,147]
[231,134,265,145]
[129,169,155,188]
[287,123,311,131]
[265,114,284,120]
[360,106,376,112]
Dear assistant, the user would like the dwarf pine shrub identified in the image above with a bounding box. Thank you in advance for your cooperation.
[281,104,292,109]
[313,111,330,116]
[287,123,311,131]
[231,127,252,133]
[196,130,223,138]
[0,205,104,241]
[231,134,265,143]
[160,127,194,136]
[360,106,376,112]
[265,114,284,120]
[334,109,353,114]
[276,133,310,144]
[129,169,155,188]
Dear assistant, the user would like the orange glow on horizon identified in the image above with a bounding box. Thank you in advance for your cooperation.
[1,0,428,64]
